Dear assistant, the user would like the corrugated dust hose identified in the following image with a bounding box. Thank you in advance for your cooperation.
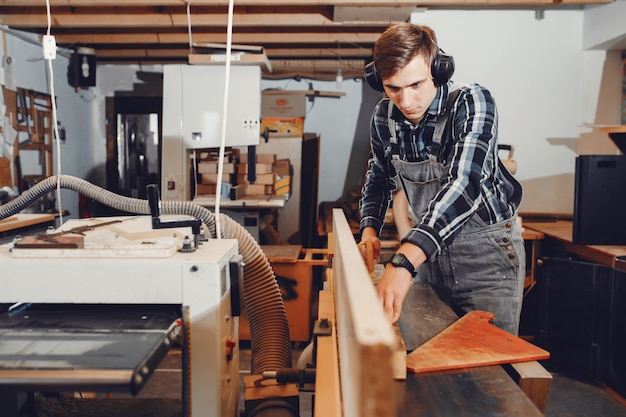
[0,175,292,374]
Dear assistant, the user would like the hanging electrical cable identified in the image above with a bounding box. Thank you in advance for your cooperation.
[44,0,64,224]
[213,0,236,239]
[186,0,193,52]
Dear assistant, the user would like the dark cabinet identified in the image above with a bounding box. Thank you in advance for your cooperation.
[540,257,612,379]
[522,221,626,399]
[607,269,626,398]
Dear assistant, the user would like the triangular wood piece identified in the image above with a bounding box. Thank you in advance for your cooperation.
[406,310,550,374]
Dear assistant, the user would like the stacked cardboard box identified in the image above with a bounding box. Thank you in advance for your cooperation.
[195,148,239,196]
[194,148,291,199]
[238,153,292,197]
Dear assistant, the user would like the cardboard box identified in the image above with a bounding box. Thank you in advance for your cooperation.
[239,153,276,164]
[262,94,306,118]
[197,162,217,174]
[261,117,304,138]
[229,184,247,200]
[246,183,268,195]
[196,183,216,195]
[257,153,277,164]
[254,173,275,185]
[273,159,291,176]
[237,162,274,175]
[198,161,236,174]
[201,173,231,184]
[222,163,236,174]
[274,176,291,196]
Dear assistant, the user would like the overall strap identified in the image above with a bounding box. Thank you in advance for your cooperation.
[387,99,400,161]
[430,87,460,161]
[387,86,462,162]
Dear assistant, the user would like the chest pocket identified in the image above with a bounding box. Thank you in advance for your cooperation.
[392,158,444,185]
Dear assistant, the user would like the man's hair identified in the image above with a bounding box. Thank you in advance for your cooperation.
[373,23,439,81]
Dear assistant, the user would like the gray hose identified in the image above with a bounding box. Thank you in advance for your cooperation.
[0,175,292,374]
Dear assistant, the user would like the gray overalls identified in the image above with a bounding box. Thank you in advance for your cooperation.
[386,90,526,350]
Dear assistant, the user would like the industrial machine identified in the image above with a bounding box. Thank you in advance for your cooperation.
[0,175,293,417]
[161,64,262,201]
[0,215,241,416]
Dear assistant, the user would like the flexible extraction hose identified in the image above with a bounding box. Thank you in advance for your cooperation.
[0,175,292,374]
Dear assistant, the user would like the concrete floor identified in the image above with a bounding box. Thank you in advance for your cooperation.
[16,347,626,417]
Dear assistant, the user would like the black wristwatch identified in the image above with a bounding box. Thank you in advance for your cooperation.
[390,253,416,276]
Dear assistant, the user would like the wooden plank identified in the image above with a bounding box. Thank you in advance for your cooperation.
[507,362,553,413]
[391,323,407,380]
[406,311,550,374]
[331,208,395,417]
[0,214,56,233]
[13,235,84,249]
[314,289,342,417]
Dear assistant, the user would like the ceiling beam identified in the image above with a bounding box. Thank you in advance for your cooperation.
[92,46,371,59]
[49,32,381,46]
[0,0,614,5]
[0,12,401,29]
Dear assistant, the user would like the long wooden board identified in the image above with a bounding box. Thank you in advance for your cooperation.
[406,310,550,374]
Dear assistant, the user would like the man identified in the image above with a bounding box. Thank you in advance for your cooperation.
[358,23,525,343]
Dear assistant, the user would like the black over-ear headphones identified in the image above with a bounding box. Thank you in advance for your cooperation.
[364,49,455,92]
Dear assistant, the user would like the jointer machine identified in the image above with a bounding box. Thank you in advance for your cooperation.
[0,176,294,417]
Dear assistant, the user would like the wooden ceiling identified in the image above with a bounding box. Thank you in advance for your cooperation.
[0,0,615,80]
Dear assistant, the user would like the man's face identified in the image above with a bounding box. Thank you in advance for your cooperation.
[382,55,437,125]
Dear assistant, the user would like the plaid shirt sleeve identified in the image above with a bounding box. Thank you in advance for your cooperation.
[358,99,397,236]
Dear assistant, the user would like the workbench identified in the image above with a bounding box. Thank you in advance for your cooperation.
[525,220,626,268]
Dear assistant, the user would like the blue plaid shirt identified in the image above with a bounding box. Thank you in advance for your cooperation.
[359,81,522,259]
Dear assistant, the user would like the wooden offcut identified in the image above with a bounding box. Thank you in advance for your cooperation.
[406,310,550,374]
[13,235,84,249]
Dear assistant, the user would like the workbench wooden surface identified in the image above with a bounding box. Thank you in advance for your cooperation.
[395,283,546,417]
[525,220,626,268]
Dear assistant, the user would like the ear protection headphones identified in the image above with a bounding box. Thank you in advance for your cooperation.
[364,49,455,92]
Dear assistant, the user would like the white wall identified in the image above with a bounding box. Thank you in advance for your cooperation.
[1,32,97,220]
[1,3,623,217]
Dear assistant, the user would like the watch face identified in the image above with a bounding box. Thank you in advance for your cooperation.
[391,254,405,266]
[391,253,414,275]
